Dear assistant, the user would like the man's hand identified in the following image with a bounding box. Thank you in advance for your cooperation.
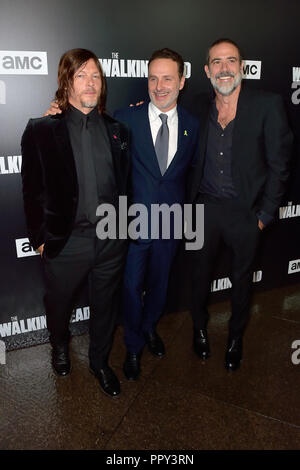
[258,219,265,230]
[37,243,45,256]
[129,101,144,107]
[43,101,62,116]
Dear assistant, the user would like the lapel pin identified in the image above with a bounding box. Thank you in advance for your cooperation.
[184,130,188,136]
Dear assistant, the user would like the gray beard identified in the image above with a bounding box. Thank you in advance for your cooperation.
[211,72,242,96]
[81,99,98,109]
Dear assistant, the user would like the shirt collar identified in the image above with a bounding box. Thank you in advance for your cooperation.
[66,104,99,125]
[149,101,177,124]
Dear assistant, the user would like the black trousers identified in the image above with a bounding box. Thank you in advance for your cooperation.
[43,232,127,371]
[190,196,261,339]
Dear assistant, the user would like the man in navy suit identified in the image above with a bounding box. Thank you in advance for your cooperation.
[114,48,199,381]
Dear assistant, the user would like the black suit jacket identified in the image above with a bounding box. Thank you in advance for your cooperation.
[188,87,293,216]
[21,112,131,258]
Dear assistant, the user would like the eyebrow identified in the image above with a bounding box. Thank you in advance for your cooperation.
[76,70,100,75]
[211,56,238,62]
[148,74,173,78]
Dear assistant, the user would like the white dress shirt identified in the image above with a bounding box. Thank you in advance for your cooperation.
[148,102,178,169]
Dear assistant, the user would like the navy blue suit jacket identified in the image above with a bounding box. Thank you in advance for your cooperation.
[114,102,199,215]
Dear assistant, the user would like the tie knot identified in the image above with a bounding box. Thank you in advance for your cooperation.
[81,115,89,129]
[159,113,168,125]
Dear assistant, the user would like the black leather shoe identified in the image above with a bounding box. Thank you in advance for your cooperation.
[145,331,165,357]
[225,338,243,371]
[123,352,141,381]
[51,344,71,376]
[90,366,120,397]
[193,328,210,359]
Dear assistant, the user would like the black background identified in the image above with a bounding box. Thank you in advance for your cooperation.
[0,0,299,349]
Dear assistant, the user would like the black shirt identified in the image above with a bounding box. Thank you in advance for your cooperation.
[66,105,117,227]
[199,101,237,199]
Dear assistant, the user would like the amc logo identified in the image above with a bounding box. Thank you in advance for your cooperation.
[242,60,261,80]
[15,238,39,258]
[288,259,300,274]
[0,51,48,75]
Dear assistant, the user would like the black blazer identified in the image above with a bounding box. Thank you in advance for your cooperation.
[188,87,293,216]
[21,112,131,258]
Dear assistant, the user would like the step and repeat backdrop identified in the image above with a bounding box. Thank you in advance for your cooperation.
[0,0,299,350]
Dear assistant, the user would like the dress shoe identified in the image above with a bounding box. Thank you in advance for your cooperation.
[225,338,243,371]
[145,331,165,357]
[51,344,71,376]
[123,352,141,381]
[90,366,120,397]
[193,328,210,359]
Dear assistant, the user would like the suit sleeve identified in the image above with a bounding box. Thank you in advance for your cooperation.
[114,114,133,204]
[260,95,293,216]
[21,119,46,250]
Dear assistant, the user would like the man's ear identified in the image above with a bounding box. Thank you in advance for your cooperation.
[179,76,185,91]
[204,64,210,79]
[240,60,244,75]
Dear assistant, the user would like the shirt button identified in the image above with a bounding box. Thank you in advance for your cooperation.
[220,152,223,156]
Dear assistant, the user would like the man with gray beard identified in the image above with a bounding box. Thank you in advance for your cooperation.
[188,38,293,370]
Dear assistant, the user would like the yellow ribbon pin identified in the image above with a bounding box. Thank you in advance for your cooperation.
[184,130,188,136]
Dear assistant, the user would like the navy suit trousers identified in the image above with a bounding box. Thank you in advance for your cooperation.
[122,238,179,353]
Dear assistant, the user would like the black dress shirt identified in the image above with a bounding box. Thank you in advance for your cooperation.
[66,105,117,227]
[199,101,237,198]
[199,101,273,226]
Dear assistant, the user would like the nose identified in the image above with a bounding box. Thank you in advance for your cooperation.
[156,78,164,90]
[87,76,95,86]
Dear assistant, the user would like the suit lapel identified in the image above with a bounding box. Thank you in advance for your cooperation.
[103,113,129,192]
[163,106,185,175]
[232,88,250,162]
[189,98,210,189]
[51,115,77,179]
[136,104,162,177]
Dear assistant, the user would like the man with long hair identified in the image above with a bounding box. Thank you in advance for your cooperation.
[21,48,131,397]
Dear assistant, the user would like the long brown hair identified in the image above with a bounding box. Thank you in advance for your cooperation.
[55,48,107,113]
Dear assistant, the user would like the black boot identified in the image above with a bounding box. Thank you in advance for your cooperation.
[123,352,141,381]
[193,328,210,359]
[145,331,165,357]
[225,337,243,371]
[51,343,71,376]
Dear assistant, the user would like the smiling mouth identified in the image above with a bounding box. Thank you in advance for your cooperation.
[154,92,168,98]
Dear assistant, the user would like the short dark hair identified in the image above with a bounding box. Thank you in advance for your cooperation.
[148,48,185,79]
[206,38,244,65]
[55,48,107,113]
